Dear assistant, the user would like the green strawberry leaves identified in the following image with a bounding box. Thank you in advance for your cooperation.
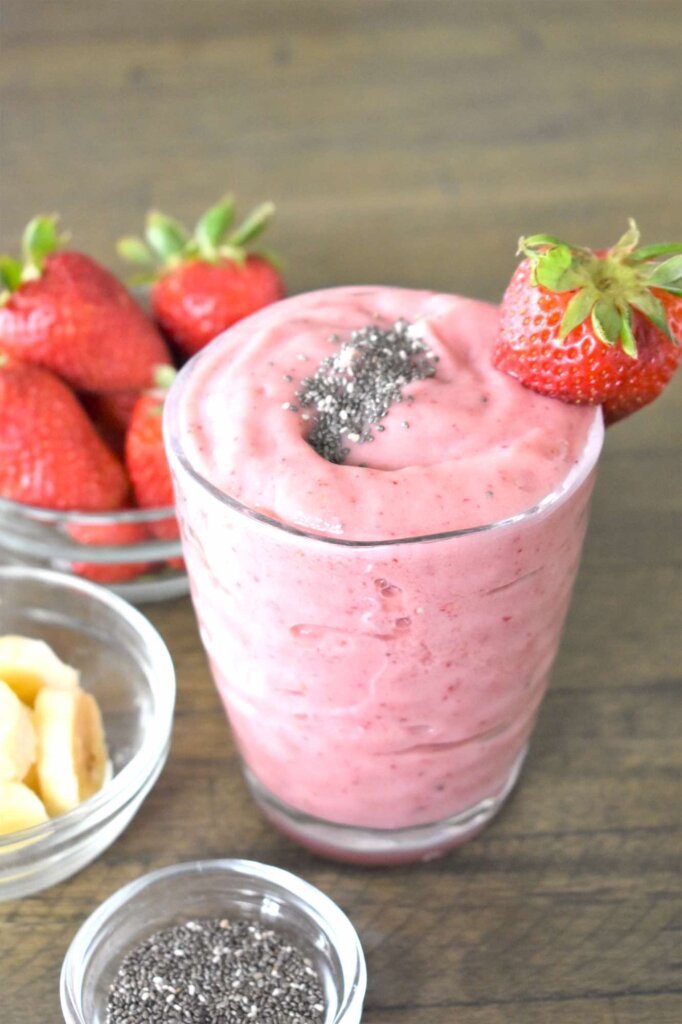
[591,301,622,348]
[629,291,677,345]
[195,195,235,255]
[646,254,682,289]
[629,242,682,263]
[0,215,68,302]
[117,236,154,265]
[0,257,22,299]
[561,291,643,357]
[560,288,596,337]
[118,195,278,279]
[520,220,681,357]
[518,233,573,254]
[145,212,189,264]
[520,234,588,292]
[22,216,63,275]
[608,218,640,259]
[534,245,584,292]
[619,306,638,358]
[214,244,247,267]
[226,201,275,248]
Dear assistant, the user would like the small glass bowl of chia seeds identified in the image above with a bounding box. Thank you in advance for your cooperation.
[60,859,367,1024]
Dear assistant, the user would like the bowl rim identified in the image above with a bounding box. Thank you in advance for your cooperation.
[0,492,176,525]
[60,858,367,1024]
[0,566,176,855]
[0,497,183,564]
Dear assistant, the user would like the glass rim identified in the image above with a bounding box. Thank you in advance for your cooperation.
[60,858,367,1024]
[165,340,605,548]
[0,566,176,854]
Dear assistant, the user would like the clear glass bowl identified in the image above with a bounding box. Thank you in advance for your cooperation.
[61,859,367,1024]
[0,567,176,900]
[0,495,188,603]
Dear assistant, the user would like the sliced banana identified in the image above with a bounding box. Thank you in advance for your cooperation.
[0,781,49,835]
[0,635,79,706]
[0,679,37,783]
[34,688,108,816]
[22,762,41,795]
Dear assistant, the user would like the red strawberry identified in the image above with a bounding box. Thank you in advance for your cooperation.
[125,367,179,539]
[0,216,172,392]
[81,390,139,454]
[69,516,152,583]
[0,358,128,511]
[151,255,283,358]
[493,221,682,423]
[119,196,284,357]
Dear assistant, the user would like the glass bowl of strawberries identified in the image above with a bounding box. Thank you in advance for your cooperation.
[0,201,284,602]
[0,216,188,601]
[0,499,187,603]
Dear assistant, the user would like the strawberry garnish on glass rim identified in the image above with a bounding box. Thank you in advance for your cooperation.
[493,220,682,423]
[118,195,285,358]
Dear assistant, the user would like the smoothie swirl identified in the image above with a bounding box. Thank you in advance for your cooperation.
[177,287,596,540]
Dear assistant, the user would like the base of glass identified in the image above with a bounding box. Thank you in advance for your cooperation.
[245,745,528,865]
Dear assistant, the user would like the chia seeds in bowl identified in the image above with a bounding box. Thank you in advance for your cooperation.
[61,860,366,1024]
[106,917,325,1023]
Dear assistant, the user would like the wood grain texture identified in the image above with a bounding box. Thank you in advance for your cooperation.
[1,2,680,1022]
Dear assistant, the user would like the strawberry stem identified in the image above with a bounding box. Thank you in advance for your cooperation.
[0,215,68,300]
[517,220,681,357]
[194,195,235,256]
[118,195,280,278]
[226,201,275,248]
[21,215,64,275]
[117,236,154,266]
[608,218,640,259]
[0,257,22,302]
[145,212,189,265]
[152,364,177,391]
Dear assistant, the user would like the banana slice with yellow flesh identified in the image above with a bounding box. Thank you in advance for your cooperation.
[0,636,79,706]
[0,679,37,783]
[0,781,49,834]
[34,688,108,816]
[22,762,41,795]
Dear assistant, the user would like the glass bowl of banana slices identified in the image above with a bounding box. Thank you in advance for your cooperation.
[0,566,175,900]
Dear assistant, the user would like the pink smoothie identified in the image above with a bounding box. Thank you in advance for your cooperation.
[166,287,602,850]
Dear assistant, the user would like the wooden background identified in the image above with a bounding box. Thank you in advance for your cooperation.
[1,2,680,1022]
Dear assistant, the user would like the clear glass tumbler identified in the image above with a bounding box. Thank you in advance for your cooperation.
[165,358,603,864]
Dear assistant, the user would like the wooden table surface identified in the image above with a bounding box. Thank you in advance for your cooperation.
[1,3,680,1022]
